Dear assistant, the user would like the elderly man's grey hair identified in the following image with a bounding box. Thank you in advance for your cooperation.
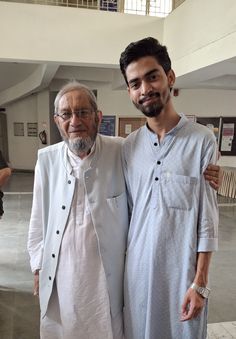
[54,81,98,114]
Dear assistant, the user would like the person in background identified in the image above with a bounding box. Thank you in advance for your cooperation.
[120,37,219,339]
[0,150,11,219]
[28,82,128,339]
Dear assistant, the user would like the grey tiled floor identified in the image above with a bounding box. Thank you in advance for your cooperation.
[1,173,39,338]
[0,172,236,338]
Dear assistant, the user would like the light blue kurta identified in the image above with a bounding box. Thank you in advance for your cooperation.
[122,114,218,339]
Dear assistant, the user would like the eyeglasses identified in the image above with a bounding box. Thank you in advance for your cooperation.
[56,109,94,121]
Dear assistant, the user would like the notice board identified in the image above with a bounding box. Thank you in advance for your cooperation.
[118,117,147,138]
[219,117,236,155]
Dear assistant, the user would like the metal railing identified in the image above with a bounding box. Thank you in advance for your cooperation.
[2,0,177,16]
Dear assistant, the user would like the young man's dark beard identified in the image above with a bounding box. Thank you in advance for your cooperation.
[134,90,171,117]
[133,101,164,118]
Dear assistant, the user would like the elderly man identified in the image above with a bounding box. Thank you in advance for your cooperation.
[28,82,128,339]
[0,150,11,219]
[120,37,219,339]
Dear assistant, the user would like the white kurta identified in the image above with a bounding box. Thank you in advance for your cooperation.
[39,147,116,339]
[123,115,218,339]
[28,136,128,338]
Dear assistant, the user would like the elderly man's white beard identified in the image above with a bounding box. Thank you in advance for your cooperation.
[65,136,96,156]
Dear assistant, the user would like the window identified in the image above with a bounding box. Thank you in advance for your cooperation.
[124,0,172,17]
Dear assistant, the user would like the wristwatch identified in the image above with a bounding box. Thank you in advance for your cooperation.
[190,283,211,298]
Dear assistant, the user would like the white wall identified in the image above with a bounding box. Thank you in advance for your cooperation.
[6,90,52,170]
[172,88,236,117]
[37,90,51,147]
[0,1,163,66]
[164,0,236,76]
[7,95,38,170]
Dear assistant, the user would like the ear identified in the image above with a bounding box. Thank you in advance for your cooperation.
[97,110,103,126]
[127,86,133,103]
[167,69,176,89]
[54,115,58,124]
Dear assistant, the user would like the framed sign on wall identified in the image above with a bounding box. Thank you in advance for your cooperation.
[99,115,116,136]
[27,123,38,137]
[14,122,24,136]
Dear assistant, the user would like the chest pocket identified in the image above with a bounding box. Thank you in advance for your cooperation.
[106,192,127,213]
[161,173,198,210]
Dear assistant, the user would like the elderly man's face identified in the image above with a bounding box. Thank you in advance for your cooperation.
[54,89,100,157]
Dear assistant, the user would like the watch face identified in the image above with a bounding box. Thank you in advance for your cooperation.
[190,283,210,298]
[199,287,210,298]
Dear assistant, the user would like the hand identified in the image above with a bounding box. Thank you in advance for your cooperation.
[33,270,39,297]
[180,288,205,321]
[204,164,223,191]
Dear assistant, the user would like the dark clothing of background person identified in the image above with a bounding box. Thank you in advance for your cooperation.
[0,151,10,217]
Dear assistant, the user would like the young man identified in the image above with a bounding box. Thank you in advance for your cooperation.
[120,37,219,339]
[28,82,128,339]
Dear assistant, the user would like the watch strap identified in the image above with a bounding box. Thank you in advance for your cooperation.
[190,282,210,298]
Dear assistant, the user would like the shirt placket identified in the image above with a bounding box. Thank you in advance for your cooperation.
[150,135,173,209]
[76,181,85,225]
[150,138,161,209]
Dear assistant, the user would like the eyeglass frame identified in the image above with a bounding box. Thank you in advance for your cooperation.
[55,109,96,121]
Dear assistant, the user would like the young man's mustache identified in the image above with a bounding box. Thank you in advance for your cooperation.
[138,92,160,105]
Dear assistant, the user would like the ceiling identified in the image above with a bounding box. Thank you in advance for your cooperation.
[0,55,236,106]
[0,62,39,92]
[175,56,236,90]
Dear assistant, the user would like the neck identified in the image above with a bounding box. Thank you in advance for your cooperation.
[68,146,92,160]
[76,149,91,159]
[146,101,180,141]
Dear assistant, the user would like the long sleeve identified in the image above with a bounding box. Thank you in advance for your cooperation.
[27,161,44,273]
[197,136,219,252]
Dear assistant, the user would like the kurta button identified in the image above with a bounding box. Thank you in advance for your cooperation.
[52,254,55,258]
[56,230,60,234]
[157,161,161,165]
[68,180,71,184]
[155,177,159,181]
[49,276,52,280]
[62,205,66,210]
[154,142,158,146]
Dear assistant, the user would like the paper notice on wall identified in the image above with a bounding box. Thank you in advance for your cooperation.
[221,123,234,151]
[125,124,132,135]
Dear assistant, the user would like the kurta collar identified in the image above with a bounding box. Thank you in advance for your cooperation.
[145,112,188,143]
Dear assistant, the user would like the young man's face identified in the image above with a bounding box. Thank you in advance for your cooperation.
[54,89,100,156]
[125,56,175,118]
